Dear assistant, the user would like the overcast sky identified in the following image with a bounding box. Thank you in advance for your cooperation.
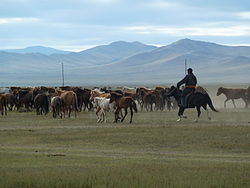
[1,0,250,51]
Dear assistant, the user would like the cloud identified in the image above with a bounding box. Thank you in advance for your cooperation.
[144,0,181,8]
[0,17,40,24]
[235,11,250,19]
[124,24,250,37]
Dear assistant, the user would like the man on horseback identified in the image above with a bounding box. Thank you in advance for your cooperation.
[177,68,197,108]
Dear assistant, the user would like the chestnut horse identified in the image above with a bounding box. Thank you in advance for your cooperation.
[217,87,248,108]
[109,92,137,123]
[55,90,78,118]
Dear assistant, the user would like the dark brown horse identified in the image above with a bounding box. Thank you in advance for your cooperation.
[34,93,49,115]
[167,86,218,122]
[15,90,34,111]
[0,94,7,115]
[217,87,248,108]
[109,92,137,123]
[246,86,250,105]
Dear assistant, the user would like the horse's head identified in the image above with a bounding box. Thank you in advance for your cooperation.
[167,85,179,97]
[110,92,122,103]
[89,90,96,101]
[216,87,223,96]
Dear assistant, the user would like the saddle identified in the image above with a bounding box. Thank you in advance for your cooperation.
[194,86,208,95]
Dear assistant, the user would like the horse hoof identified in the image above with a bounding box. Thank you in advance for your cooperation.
[183,116,187,119]
[208,117,212,120]
[194,119,198,122]
[176,118,181,122]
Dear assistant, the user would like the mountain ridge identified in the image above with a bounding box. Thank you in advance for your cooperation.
[0,39,249,85]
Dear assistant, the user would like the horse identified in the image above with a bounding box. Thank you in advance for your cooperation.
[34,93,49,115]
[109,92,137,123]
[245,86,250,106]
[167,86,218,122]
[3,93,15,111]
[216,87,248,108]
[15,90,34,111]
[55,90,78,118]
[0,94,7,115]
[51,96,62,118]
[89,90,110,101]
[92,97,115,123]
[80,89,93,111]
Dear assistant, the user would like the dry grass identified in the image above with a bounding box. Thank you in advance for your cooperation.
[0,104,250,188]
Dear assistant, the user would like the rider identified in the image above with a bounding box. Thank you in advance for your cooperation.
[177,68,197,108]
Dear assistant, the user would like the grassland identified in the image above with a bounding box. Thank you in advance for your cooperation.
[0,104,250,188]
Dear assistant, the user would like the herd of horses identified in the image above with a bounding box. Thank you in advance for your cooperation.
[0,85,249,123]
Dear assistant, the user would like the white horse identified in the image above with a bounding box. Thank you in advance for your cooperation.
[93,97,115,123]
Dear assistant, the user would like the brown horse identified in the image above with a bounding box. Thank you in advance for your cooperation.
[109,92,137,123]
[0,94,7,115]
[3,93,15,111]
[217,87,248,108]
[55,90,78,118]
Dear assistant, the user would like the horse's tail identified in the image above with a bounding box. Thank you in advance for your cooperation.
[45,96,49,115]
[3,96,7,115]
[131,100,137,113]
[205,94,218,112]
[74,93,79,111]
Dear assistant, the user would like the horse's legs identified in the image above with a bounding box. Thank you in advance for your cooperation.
[243,98,248,108]
[114,108,120,123]
[177,107,185,121]
[224,98,229,108]
[103,110,107,123]
[98,109,104,123]
[4,104,7,115]
[96,108,100,123]
[194,106,201,122]
[202,104,211,120]
[68,107,71,118]
[139,100,143,111]
[150,102,153,112]
[129,106,133,124]
[232,99,236,108]
[74,107,77,118]
[62,105,65,118]
[121,108,128,122]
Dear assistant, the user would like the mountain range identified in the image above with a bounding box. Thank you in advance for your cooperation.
[0,39,249,86]
[0,46,70,55]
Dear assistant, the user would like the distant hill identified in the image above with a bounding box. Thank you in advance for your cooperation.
[1,46,70,55]
[54,41,157,66]
[0,39,249,86]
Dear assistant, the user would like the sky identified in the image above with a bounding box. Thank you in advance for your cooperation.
[1,0,250,51]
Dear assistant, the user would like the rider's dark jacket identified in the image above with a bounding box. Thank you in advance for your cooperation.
[177,73,197,89]
[177,73,197,97]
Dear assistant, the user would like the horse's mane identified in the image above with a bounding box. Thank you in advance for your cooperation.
[110,92,123,97]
